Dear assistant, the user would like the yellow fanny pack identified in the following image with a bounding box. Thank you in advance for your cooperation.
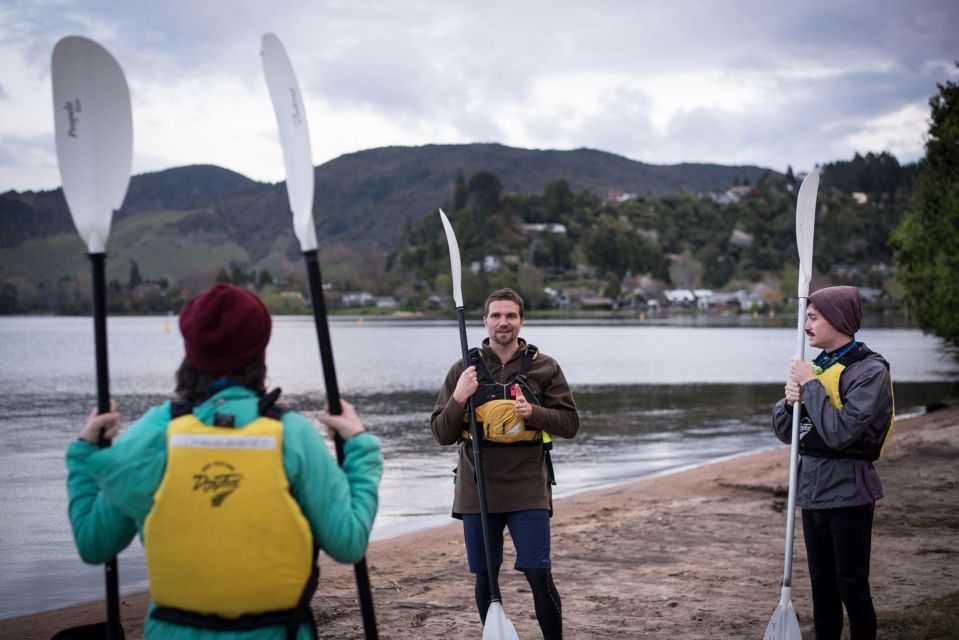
[462,399,550,444]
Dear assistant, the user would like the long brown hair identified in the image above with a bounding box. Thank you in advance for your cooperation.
[174,357,267,403]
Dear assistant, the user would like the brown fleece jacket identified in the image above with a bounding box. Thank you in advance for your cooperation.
[430,338,579,516]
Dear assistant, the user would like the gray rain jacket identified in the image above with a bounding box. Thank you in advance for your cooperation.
[771,344,893,510]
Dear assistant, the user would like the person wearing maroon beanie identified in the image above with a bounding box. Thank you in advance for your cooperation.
[66,283,383,638]
[178,282,272,374]
[772,286,895,640]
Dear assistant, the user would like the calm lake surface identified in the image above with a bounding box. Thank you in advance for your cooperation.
[1,315,956,619]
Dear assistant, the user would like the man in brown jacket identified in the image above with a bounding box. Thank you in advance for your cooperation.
[431,288,579,640]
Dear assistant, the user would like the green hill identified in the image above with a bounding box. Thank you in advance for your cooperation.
[2,143,771,253]
[0,164,263,249]
[308,144,771,248]
[1,143,774,310]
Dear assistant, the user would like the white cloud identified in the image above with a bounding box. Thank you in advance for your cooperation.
[846,103,932,163]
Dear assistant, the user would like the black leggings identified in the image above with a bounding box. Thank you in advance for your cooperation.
[475,568,562,640]
[801,504,876,640]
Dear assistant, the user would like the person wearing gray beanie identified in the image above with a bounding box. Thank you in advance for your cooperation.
[771,285,895,640]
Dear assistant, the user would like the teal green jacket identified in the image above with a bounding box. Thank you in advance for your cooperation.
[65,386,383,639]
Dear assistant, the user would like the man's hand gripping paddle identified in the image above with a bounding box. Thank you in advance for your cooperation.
[51,35,133,640]
[764,170,819,640]
[439,209,519,640]
[260,32,378,639]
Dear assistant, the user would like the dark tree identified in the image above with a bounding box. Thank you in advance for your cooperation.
[467,171,502,212]
[127,260,143,290]
[892,64,959,347]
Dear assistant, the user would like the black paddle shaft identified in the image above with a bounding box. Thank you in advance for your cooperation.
[88,252,124,640]
[302,249,379,640]
[457,307,502,603]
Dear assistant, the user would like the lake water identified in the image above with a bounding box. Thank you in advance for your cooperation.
[0,315,956,619]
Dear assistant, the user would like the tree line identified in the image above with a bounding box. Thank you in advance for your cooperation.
[387,150,918,312]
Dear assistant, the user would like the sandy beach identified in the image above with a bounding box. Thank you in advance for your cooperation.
[5,406,957,639]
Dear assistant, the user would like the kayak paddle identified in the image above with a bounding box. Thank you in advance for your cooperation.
[51,35,133,640]
[260,32,378,639]
[439,209,519,640]
[764,170,819,640]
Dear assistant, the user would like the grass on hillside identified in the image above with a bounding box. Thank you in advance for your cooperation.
[0,209,255,285]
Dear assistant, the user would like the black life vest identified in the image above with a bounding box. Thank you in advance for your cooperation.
[460,344,557,484]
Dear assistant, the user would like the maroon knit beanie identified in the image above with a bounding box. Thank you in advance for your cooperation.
[179,283,271,374]
[808,286,862,337]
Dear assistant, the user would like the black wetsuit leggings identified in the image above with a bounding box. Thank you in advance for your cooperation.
[801,503,876,640]
[475,568,562,639]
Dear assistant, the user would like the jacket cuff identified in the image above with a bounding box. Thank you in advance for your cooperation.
[66,438,98,459]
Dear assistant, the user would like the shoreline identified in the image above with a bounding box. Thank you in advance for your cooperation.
[4,406,957,638]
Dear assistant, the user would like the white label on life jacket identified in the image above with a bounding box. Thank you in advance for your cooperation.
[505,420,522,435]
[169,434,276,450]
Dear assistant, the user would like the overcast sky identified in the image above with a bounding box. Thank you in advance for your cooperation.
[1,0,956,192]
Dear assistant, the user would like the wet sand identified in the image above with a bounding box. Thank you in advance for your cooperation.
[5,406,958,639]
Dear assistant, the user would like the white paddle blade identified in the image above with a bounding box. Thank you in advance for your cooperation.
[764,586,803,640]
[482,602,519,640]
[261,32,317,251]
[439,209,464,308]
[51,36,132,254]
[795,170,819,298]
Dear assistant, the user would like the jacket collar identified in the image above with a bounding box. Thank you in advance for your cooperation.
[480,337,528,366]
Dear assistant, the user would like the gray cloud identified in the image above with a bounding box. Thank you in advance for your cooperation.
[0,134,53,168]
[2,0,956,189]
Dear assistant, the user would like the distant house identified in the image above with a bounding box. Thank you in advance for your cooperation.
[341,291,375,307]
[664,289,696,306]
[579,295,616,310]
[606,189,638,204]
[281,291,306,304]
[375,296,398,309]
[709,185,755,206]
[729,229,754,247]
[693,289,715,310]
[470,255,503,274]
[521,223,568,235]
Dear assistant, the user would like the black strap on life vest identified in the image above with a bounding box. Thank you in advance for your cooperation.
[468,344,541,404]
[463,345,556,484]
[150,547,319,639]
[170,388,286,422]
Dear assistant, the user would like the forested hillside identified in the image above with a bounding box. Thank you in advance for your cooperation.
[0,145,914,314]
[387,152,916,311]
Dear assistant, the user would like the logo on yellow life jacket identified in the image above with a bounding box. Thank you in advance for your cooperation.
[192,460,242,507]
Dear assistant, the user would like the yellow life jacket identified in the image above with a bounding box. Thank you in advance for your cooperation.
[143,411,314,622]
[801,342,895,461]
